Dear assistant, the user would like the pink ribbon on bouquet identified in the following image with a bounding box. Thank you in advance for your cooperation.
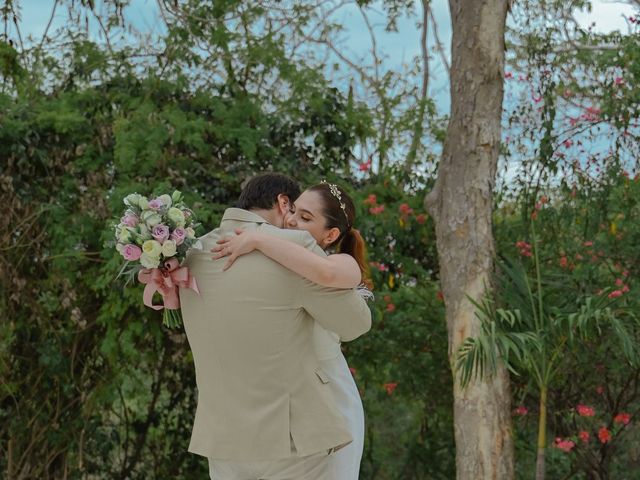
[138,258,199,310]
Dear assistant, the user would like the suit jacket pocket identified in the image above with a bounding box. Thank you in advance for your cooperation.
[315,368,331,384]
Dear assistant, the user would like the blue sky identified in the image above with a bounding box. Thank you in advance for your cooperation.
[13,0,634,118]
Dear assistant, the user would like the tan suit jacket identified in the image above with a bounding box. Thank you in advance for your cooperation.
[179,208,372,460]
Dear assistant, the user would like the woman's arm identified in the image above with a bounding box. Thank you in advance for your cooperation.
[211,229,361,288]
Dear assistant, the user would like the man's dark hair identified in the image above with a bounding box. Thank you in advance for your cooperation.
[236,173,301,210]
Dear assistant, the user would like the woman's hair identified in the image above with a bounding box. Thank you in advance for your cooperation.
[307,182,372,289]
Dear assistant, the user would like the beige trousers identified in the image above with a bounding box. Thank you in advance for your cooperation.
[208,439,332,480]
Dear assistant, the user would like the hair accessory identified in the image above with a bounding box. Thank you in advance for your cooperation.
[320,180,350,226]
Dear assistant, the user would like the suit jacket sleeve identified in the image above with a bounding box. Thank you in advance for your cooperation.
[258,226,372,341]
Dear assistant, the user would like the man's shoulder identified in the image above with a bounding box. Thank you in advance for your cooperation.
[258,226,323,253]
[258,224,311,242]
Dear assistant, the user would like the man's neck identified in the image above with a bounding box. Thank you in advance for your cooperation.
[248,208,279,226]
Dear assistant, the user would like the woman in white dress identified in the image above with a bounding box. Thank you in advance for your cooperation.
[212,181,371,480]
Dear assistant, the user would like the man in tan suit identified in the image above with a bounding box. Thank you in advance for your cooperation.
[179,173,372,479]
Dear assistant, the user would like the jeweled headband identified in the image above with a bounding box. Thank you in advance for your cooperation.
[320,180,350,227]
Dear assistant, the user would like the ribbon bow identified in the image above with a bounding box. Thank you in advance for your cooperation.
[138,258,199,310]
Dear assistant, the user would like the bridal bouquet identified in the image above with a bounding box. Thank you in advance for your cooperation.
[113,191,200,328]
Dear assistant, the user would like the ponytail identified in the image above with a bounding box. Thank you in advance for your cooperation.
[338,228,373,290]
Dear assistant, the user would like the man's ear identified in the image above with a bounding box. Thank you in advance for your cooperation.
[276,194,290,215]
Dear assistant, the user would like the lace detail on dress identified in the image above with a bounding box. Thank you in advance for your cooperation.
[356,284,374,301]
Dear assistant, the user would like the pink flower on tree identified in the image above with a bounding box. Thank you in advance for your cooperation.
[614,412,631,425]
[369,205,385,215]
[383,382,398,395]
[608,290,624,299]
[579,431,590,443]
[399,203,413,215]
[363,194,377,206]
[514,405,528,416]
[553,437,576,452]
[576,404,595,417]
[416,213,427,224]
[598,427,612,444]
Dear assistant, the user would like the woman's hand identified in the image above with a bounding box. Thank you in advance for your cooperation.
[211,228,260,270]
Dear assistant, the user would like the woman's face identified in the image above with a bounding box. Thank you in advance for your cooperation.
[285,190,340,248]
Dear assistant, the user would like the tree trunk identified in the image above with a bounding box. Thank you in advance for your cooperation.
[424,1,514,479]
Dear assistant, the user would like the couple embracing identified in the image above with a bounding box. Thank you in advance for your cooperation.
[180,173,373,480]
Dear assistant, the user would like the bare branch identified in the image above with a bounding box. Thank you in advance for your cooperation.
[429,4,450,78]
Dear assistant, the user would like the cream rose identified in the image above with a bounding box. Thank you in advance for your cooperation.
[142,239,162,259]
[140,252,160,269]
[186,227,196,239]
[142,210,162,227]
[159,194,172,207]
[161,239,177,257]
[167,207,186,226]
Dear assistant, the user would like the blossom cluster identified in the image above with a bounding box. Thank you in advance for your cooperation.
[114,191,198,269]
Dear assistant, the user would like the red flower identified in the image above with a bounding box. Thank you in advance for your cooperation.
[579,431,590,443]
[363,194,377,206]
[576,404,595,417]
[399,203,413,215]
[622,285,630,293]
[553,437,576,452]
[559,256,569,269]
[615,278,624,286]
[584,241,593,247]
[515,241,533,257]
[383,295,392,303]
[386,303,396,313]
[514,405,528,416]
[504,71,513,79]
[531,210,538,220]
[416,213,427,224]
[608,290,624,299]
[369,262,389,272]
[383,382,398,395]
[369,205,385,215]
[598,427,611,444]
[614,413,631,425]
[359,157,372,172]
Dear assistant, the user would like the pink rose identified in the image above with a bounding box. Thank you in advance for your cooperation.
[152,224,170,243]
[170,227,187,246]
[121,244,142,261]
[148,198,163,210]
[121,214,139,227]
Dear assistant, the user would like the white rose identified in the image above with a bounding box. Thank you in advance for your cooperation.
[124,193,141,207]
[141,210,162,227]
[167,207,186,226]
[171,190,182,203]
[159,194,172,207]
[138,196,149,210]
[140,252,160,269]
[115,243,125,253]
[186,227,196,239]
[118,228,132,244]
[161,239,177,257]
[138,223,152,240]
[142,239,162,258]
